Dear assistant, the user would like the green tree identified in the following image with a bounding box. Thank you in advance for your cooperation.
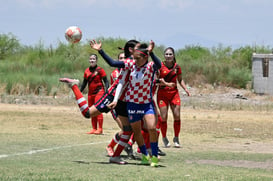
[0,33,21,60]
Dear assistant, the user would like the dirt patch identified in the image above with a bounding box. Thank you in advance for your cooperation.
[181,85,273,110]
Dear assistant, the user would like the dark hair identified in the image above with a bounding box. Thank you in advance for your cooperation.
[164,47,176,62]
[136,43,148,57]
[123,40,139,58]
[89,53,98,60]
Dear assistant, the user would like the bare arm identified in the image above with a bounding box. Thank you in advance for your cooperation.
[177,74,191,96]
[158,78,175,87]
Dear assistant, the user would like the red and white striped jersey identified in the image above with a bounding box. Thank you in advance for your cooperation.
[123,59,155,104]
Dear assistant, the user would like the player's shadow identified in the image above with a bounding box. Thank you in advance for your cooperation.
[72,153,166,167]
[72,159,166,167]
[72,160,90,164]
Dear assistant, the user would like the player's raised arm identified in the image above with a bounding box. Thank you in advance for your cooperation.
[90,40,125,68]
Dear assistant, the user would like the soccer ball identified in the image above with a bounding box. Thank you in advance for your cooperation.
[65,26,82,43]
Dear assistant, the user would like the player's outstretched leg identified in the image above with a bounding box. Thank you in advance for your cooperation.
[59,78,90,118]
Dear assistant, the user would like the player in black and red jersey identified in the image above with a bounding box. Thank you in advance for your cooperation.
[80,54,109,135]
[157,47,191,148]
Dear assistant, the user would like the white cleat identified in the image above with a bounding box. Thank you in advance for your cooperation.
[109,156,128,165]
[173,137,181,148]
[162,137,171,148]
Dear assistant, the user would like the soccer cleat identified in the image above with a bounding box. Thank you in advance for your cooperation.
[109,156,127,164]
[94,128,103,135]
[147,148,152,157]
[150,156,159,167]
[162,137,171,148]
[106,146,114,157]
[86,129,97,134]
[124,144,135,160]
[158,148,166,156]
[141,155,150,165]
[173,137,181,148]
[59,78,79,88]
[134,148,142,158]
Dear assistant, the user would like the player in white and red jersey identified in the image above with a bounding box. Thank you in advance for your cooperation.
[90,39,162,167]
[104,40,140,163]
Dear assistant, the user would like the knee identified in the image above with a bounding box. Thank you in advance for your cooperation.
[173,113,180,120]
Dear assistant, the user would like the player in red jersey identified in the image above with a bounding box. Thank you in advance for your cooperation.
[157,47,190,148]
[80,54,109,135]
[106,52,126,156]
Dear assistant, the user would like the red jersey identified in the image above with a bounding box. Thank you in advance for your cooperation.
[83,66,107,95]
[158,62,182,91]
[110,68,120,85]
[112,68,129,101]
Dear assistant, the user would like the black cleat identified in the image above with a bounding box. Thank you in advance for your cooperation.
[158,148,166,156]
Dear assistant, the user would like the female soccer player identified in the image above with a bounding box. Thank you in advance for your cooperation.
[60,40,140,164]
[106,52,127,156]
[90,39,162,167]
[80,54,109,134]
[157,47,190,148]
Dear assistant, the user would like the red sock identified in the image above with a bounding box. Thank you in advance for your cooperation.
[174,119,181,137]
[161,121,167,138]
[127,133,135,146]
[71,85,89,117]
[156,115,162,138]
[91,117,97,130]
[108,133,120,148]
[97,114,103,129]
[142,129,150,149]
[112,131,132,157]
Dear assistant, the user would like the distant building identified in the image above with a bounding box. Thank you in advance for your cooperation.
[252,53,273,95]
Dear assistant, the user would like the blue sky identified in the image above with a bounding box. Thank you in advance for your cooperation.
[1,0,273,49]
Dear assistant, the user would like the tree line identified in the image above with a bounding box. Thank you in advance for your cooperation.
[0,33,272,95]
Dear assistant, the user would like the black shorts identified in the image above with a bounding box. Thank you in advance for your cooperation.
[94,93,114,113]
[115,100,128,117]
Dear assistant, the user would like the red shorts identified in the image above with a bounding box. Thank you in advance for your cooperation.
[88,89,105,107]
[157,89,180,108]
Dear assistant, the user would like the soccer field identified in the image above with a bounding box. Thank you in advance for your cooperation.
[0,103,273,180]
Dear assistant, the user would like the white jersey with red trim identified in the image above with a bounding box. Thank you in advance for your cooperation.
[123,58,155,104]
[114,69,129,102]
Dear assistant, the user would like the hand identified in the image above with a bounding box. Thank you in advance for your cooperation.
[107,101,117,109]
[89,40,102,51]
[185,90,191,96]
[159,78,175,87]
[168,82,176,88]
[147,40,155,53]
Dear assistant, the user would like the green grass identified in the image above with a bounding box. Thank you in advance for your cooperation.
[1,145,272,181]
[0,103,272,180]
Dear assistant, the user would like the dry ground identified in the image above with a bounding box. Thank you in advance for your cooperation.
[1,102,272,170]
[1,85,273,171]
